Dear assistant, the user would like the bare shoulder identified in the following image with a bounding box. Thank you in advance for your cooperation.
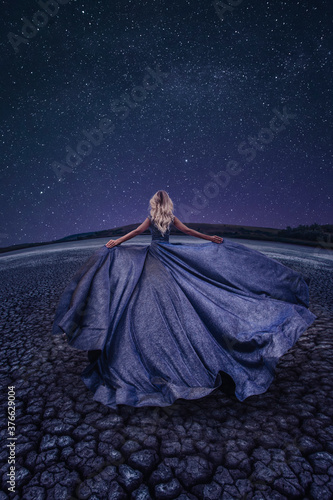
[173,216,185,226]
[135,217,151,233]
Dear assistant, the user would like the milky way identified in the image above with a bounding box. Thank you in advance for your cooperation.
[0,0,332,247]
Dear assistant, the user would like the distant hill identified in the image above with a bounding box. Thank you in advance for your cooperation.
[0,222,332,254]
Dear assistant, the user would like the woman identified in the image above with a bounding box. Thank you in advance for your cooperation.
[52,190,316,409]
[105,190,223,248]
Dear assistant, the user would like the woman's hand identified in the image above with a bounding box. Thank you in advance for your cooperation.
[210,235,223,244]
[105,239,120,248]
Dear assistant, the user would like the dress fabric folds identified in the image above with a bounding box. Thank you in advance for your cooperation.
[52,217,317,408]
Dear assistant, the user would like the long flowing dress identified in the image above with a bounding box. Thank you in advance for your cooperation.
[52,215,317,408]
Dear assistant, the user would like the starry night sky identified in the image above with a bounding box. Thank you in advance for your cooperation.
[0,0,332,247]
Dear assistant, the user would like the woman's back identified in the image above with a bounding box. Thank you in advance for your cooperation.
[148,214,175,242]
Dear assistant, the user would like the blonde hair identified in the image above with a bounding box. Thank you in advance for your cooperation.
[149,190,174,236]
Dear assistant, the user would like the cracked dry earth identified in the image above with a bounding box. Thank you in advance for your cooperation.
[0,241,332,500]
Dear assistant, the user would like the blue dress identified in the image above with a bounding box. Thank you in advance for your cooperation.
[52,215,317,408]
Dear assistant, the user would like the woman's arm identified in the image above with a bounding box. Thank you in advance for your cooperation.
[173,216,223,243]
[105,218,150,248]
